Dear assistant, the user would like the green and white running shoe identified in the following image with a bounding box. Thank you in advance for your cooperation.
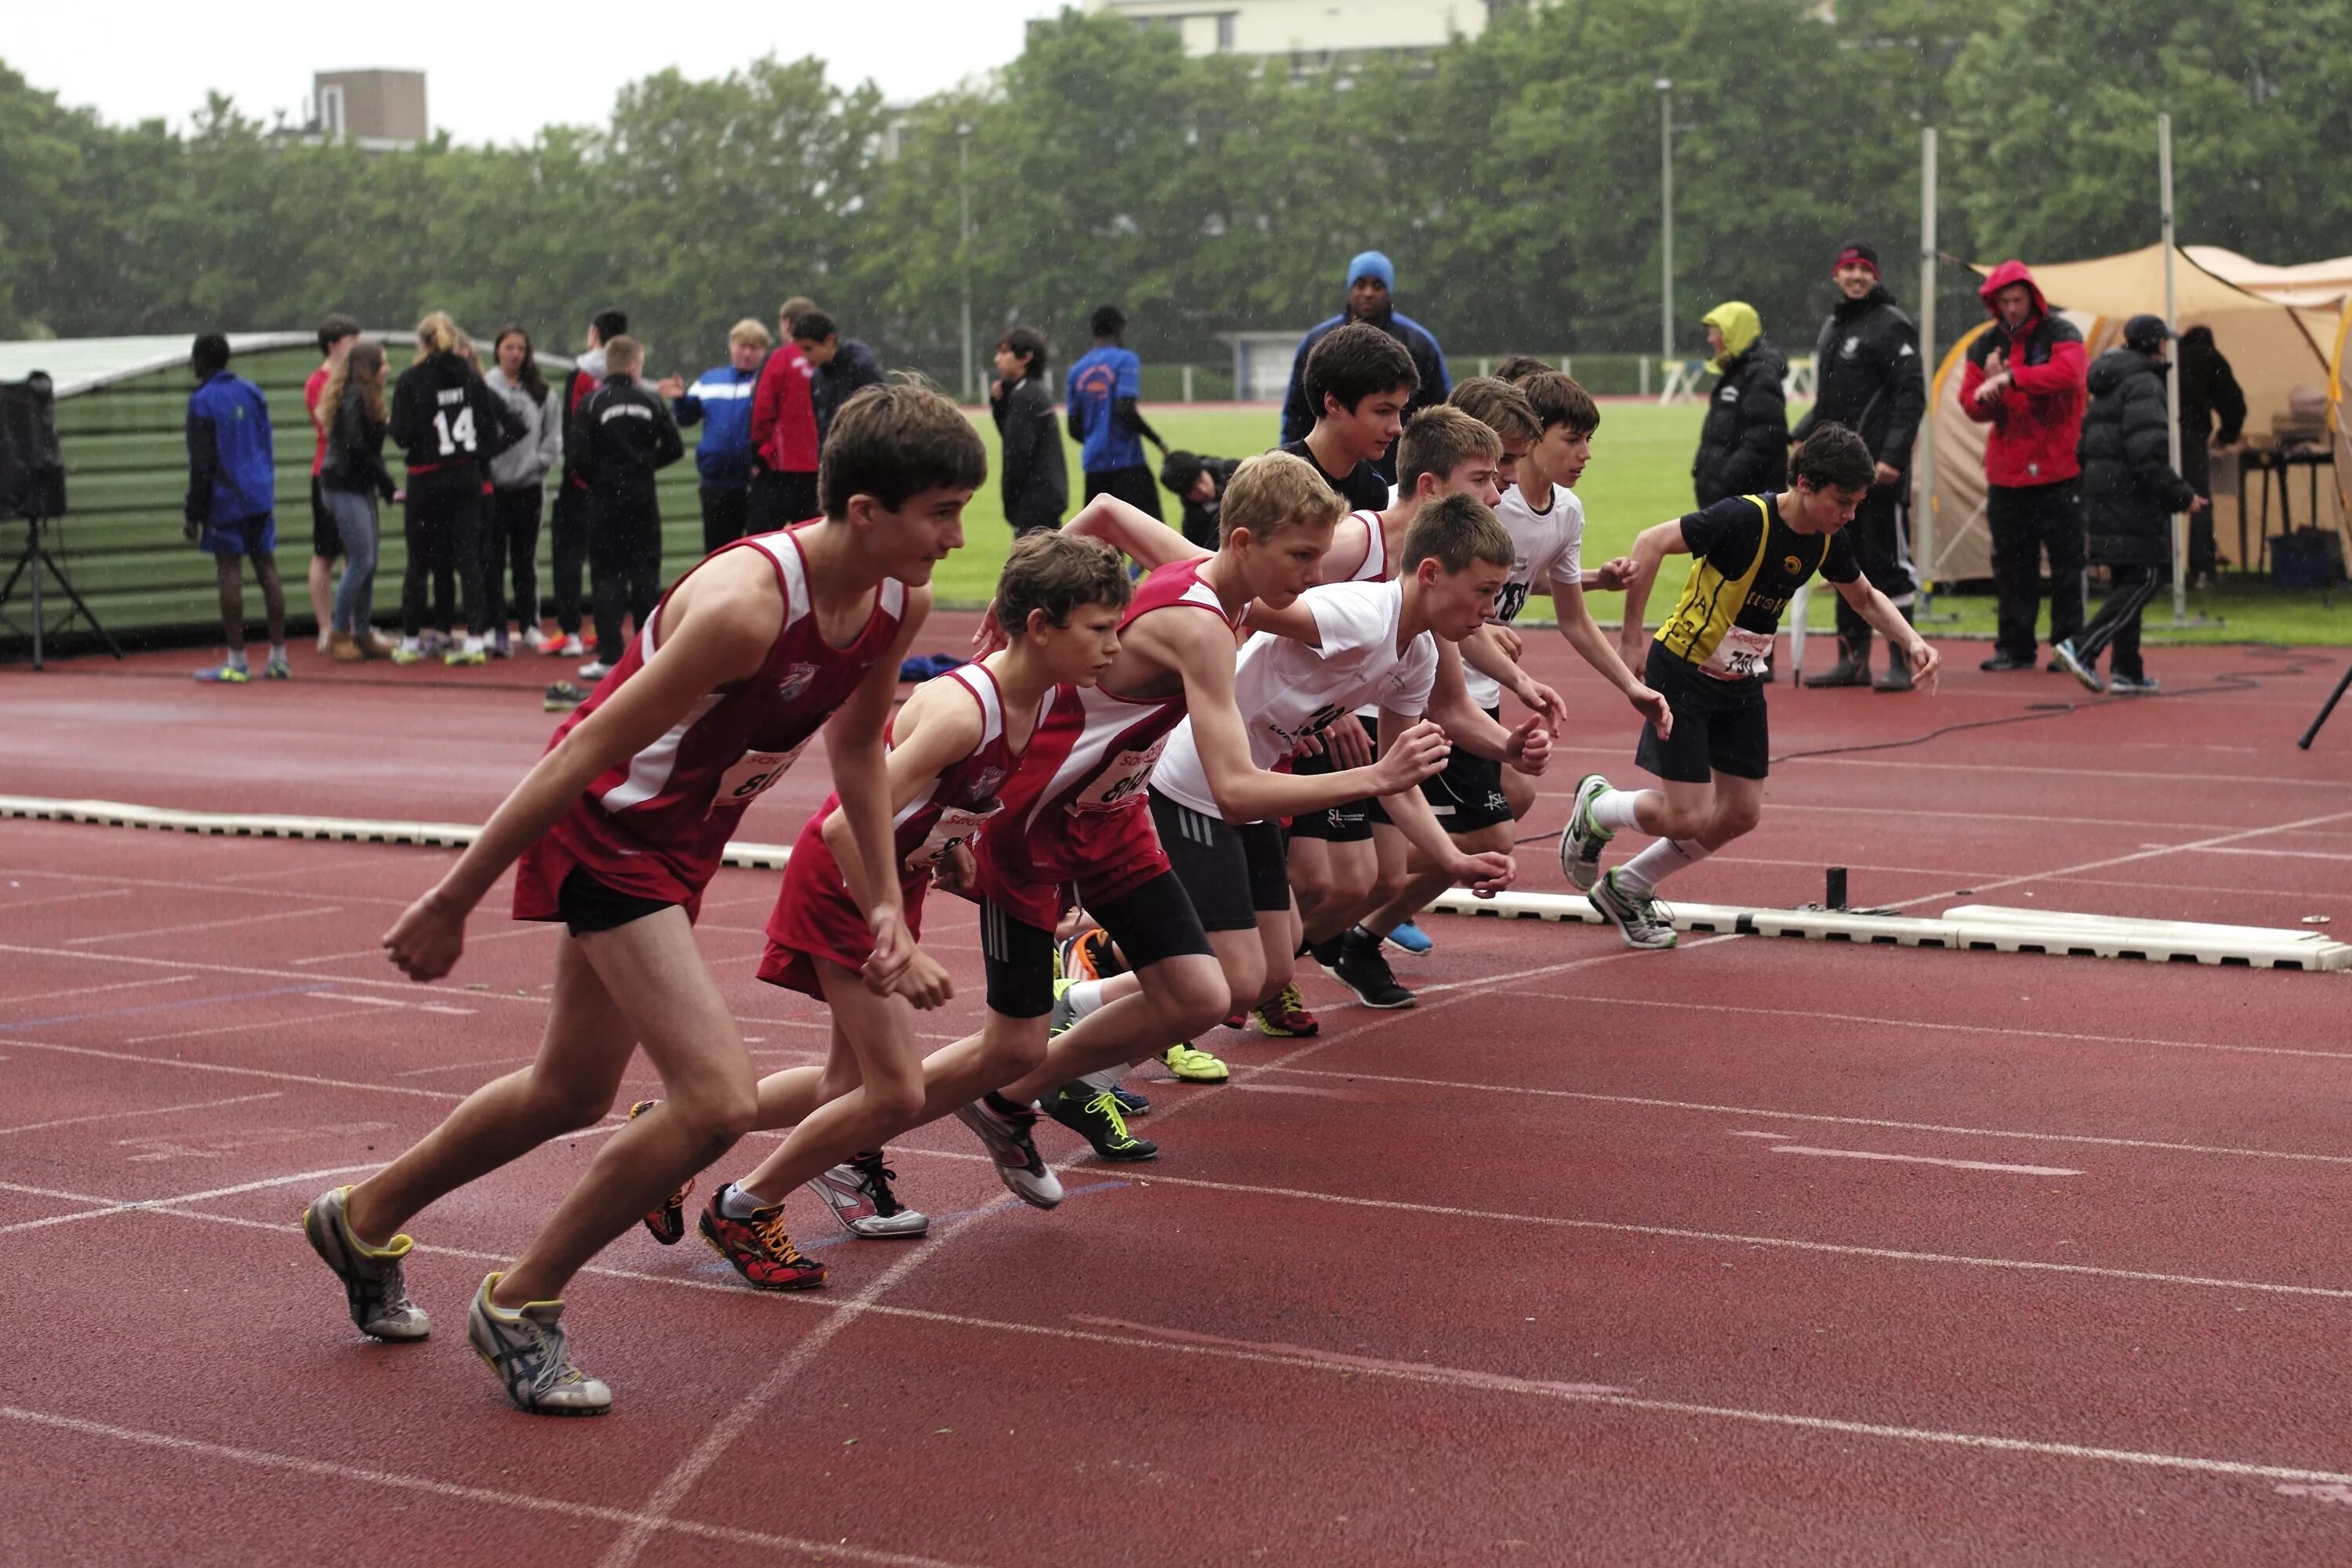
[466,1273,612,1416]
[1559,772,1615,892]
[1588,868,1678,950]
[300,1185,430,1341]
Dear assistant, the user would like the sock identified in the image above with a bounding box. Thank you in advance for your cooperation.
[400,637,420,652]
[1617,837,1711,897]
[223,649,249,672]
[1591,789,1646,833]
[269,641,288,665]
[1063,979,1109,1021]
[718,1181,770,1218]
[463,635,485,655]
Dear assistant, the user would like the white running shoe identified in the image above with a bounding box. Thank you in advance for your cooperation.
[577,659,613,681]
[807,1151,930,1238]
[1559,772,1615,893]
[524,626,555,653]
[1588,868,1679,950]
[953,1097,1064,1210]
[466,1273,612,1416]
[300,1185,431,1341]
[556,634,586,657]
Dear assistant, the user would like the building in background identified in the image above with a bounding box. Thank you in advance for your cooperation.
[1090,0,1504,74]
[307,71,426,151]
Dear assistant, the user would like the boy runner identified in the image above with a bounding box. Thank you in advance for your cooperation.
[1562,423,1939,947]
[1281,321,1412,514]
[299,385,980,1414]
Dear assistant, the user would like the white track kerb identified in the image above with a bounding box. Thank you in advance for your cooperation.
[5,793,2345,972]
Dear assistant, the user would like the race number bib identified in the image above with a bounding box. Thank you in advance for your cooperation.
[904,801,1000,873]
[1702,625,1773,682]
[707,739,815,817]
[1070,742,1166,814]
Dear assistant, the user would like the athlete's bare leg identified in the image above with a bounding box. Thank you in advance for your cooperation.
[1363,819,1512,938]
[994,952,1225,1102]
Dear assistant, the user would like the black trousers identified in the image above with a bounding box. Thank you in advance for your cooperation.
[590,503,663,662]
[699,485,751,554]
[549,481,590,635]
[2181,440,2216,578]
[1083,465,1163,521]
[483,484,543,633]
[1986,480,2085,661]
[2073,562,2164,680]
[1831,481,1918,657]
[401,468,485,639]
[746,468,818,534]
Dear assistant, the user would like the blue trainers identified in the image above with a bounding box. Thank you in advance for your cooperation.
[192,661,250,684]
[1385,919,1434,956]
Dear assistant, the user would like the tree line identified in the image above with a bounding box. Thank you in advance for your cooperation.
[3,0,2347,379]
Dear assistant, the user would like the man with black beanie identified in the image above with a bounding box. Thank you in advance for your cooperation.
[1794,241,1928,690]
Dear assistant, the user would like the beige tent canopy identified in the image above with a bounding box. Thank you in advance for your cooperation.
[1918,244,2348,584]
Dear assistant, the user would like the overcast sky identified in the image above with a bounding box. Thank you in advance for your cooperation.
[9,1,1069,145]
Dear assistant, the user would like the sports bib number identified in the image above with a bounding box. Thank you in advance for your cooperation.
[1702,625,1773,682]
[1070,741,1166,815]
[905,802,1000,873]
[1491,581,1530,626]
[707,739,815,817]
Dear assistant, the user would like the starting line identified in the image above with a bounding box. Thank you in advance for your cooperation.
[5,794,2345,973]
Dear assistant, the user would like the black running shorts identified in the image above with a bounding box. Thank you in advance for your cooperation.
[1149,788,1290,932]
[556,866,677,936]
[1286,747,1373,843]
[1092,868,1216,970]
[1634,642,1770,783]
[979,896,1058,1019]
[1419,706,1513,833]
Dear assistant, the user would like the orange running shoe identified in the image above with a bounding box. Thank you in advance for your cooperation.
[697,1187,827,1290]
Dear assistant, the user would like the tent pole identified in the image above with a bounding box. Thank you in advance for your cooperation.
[1916,126,1939,613]
[2161,113,2190,625]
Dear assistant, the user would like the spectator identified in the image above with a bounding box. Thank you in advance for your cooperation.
[387,310,517,666]
[304,313,361,652]
[545,307,626,657]
[1160,449,1241,552]
[316,339,399,662]
[2054,315,2205,695]
[989,325,1068,535]
[181,332,288,684]
[1279,250,1450,480]
[1794,241,1929,691]
[1962,260,2089,673]
[747,299,821,532]
[660,317,768,553]
[572,335,685,682]
[2176,325,2247,584]
[484,324,564,655]
[791,309,886,448]
[1067,304,1167,520]
[1692,301,1789,508]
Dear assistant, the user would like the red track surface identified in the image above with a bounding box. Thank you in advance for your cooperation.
[5,621,2352,1566]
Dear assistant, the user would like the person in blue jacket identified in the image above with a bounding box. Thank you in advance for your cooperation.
[1066,304,1167,521]
[183,333,289,684]
[659,318,769,553]
[1279,250,1450,482]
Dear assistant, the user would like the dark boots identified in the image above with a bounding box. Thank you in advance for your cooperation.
[1806,636,1871,688]
[1874,606,1917,691]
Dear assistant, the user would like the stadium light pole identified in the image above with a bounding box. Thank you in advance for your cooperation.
[957,122,975,405]
[1657,78,1674,365]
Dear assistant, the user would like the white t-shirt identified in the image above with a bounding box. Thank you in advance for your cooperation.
[1152,579,1438,820]
[1463,482,1586,710]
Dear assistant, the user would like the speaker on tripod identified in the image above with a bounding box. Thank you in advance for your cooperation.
[1,371,121,669]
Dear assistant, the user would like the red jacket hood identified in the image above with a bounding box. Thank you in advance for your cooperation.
[1979,260,2049,325]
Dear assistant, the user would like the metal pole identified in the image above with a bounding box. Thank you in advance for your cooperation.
[958,126,974,405]
[1657,80,1675,363]
[2160,113,2188,623]
[1916,126,1939,607]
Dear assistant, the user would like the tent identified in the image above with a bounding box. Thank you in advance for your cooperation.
[1917,245,2349,584]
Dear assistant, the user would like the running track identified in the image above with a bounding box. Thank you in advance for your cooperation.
[3,623,2350,1566]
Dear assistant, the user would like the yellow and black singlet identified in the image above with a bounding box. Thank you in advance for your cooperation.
[1655,493,1860,681]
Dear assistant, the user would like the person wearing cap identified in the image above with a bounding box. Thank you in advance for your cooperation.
[1691,301,1788,510]
[1279,250,1450,481]
[2053,314,2205,695]
[1793,241,1928,691]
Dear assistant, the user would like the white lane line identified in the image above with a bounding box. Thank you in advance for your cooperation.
[64,905,341,947]
[415,1004,476,1016]
[392,1057,535,1079]
[0,1162,386,1236]
[0,1406,983,1568]
[0,940,555,1010]
[1895,808,2352,913]
[1769,1145,2082,1178]
[125,1006,389,1047]
[0,1036,466,1102]
[291,923,553,966]
[0,866,419,909]
[0,886,136,913]
[309,992,405,1008]
[1730,1130,1796,1140]
[0,1091,281,1139]
[0,974,198,1007]
[2180,845,2352,863]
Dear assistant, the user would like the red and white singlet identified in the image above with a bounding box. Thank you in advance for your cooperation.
[759,663,1045,996]
[972,557,1241,930]
[513,527,908,923]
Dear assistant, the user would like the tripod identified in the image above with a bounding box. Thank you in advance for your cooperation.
[0,511,122,670]
[2299,660,2352,751]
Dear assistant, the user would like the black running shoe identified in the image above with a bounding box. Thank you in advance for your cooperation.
[1326,929,1415,1009]
[1306,934,1345,973]
[1044,1084,1159,1160]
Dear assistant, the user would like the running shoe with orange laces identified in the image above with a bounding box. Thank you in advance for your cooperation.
[697,1185,828,1290]
[628,1099,693,1245]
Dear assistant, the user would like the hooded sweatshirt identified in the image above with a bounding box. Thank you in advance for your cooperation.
[1692,303,1788,507]
[1960,261,2087,488]
[485,366,563,490]
[1278,251,1451,448]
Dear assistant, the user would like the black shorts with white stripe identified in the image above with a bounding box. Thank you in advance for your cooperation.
[1147,787,1290,933]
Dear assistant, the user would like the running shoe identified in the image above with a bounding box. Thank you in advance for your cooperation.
[1044,1084,1158,1160]
[1047,978,1076,1036]
[192,662,250,684]
[807,1149,929,1238]
[1385,919,1434,956]
[555,633,586,657]
[627,1099,692,1246]
[466,1272,612,1416]
[1111,1084,1151,1116]
[524,626,556,653]
[389,644,424,666]
[300,1185,430,1341]
[490,630,513,659]
[1589,868,1678,950]
[1160,1043,1229,1082]
[953,1094,1065,1209]
[697,1185,827,1290]
[1326,928,1414,1009]
[419,630,451,656]
[1305,934,1345,973]
[2108,672,2161,695]
[263,655,292,681]
[1251,982,1319,1037]
[1559,772,1615,893]
[2050,639,2103,694]
[542,681,587,713]
[1057,926,1125,983]
[445,645,488,667]
[578,659,614,682]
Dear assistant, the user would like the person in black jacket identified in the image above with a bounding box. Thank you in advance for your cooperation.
[1278,250,1450,481]
[1692,302,1788,508]
[2175,325,2247,583]
[1794,242,1929,690]
[317,339,400,661]
[792,310,887,450]
[572,336,686,681]
[1160,450,1243,552]
[989,327,1068,535]
[387,312,520,666]
[2053,316,2206,695]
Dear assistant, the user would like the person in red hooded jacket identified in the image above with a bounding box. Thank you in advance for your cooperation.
[1960,261,2088,673]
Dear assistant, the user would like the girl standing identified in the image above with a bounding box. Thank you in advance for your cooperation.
[484,325,564,655]
[387,312,515,665]
[316,340,400,660]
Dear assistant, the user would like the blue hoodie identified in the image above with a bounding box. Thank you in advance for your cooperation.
[184,371,275,525]
[673,364,760,488]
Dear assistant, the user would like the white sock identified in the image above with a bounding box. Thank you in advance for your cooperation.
[1063,979,1109,1021]
[463,635,485,655]
[269,642,288,664]
[1617,837,1709,896]
[400,636,420,652]
[1592,789,1646,833]
[719,1181,770,1218]
[223,649,249,672]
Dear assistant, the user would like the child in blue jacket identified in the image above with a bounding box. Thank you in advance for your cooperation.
[183,333,289,682]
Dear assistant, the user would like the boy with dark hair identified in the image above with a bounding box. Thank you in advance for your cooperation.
[1067,304,1167,521]
[306,314,364,652]
[572,337,685,682]
[748,300,822,533]
[1492,354,1554,385]
[790,310,887,450]
[1563,424,1938,948]
[183,333,289,684]
[1160,450,1243,550]
[989,326,1069,535]
[303,383,981,1416]
[544,309,628,657]
[1283,321,1417,514]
